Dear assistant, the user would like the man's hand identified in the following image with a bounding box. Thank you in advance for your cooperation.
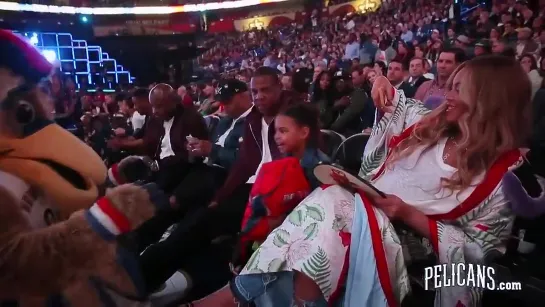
[114,128,127,137]
[187,139,212,157]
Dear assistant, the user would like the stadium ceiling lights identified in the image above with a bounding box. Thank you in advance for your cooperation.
[0,0,288,15]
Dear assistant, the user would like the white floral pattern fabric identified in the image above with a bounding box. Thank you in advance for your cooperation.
[240,185,354,301]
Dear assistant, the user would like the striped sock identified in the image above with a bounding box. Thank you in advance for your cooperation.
[107,163,123,186]
[85,197,131,241]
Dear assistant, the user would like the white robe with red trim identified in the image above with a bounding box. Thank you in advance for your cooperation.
[357,90,521,307]
[240,89,521,307]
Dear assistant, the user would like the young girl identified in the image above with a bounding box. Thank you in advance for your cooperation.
[180,103,330,307]
[274,102,330,189]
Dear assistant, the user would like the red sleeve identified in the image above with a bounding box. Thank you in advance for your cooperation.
[182,95,194,108]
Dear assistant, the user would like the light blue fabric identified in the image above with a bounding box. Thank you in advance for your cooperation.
[344,42,360,60]
[232,271,328,307]
[343,194,388,307]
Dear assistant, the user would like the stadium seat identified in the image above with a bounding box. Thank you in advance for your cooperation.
[332,133,369,174]
[320,129,345,158]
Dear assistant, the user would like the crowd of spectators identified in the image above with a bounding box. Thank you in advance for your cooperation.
[39,1,545,305]
[52,0,545,150]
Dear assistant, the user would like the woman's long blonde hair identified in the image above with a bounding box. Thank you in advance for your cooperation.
[389,55,532,192]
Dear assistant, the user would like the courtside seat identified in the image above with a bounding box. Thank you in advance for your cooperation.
[320,129,346,158]
[332,133,369,174]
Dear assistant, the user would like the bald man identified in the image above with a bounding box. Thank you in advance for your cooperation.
[110,83,208,187]
[145,84,208,188]
[131,83,209,256]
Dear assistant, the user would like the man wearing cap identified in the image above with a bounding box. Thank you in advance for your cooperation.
[186,79,252,172]
[454,35,471,56]
[474,40,492,56]
[516,27,538,58]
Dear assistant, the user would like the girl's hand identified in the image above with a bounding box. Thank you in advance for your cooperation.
[371,76,395,113]
[371,194,407,220]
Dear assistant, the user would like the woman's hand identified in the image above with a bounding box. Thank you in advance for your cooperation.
[371,76,395,113]
[371,194,407,220]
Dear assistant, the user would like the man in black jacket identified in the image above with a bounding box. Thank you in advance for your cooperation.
[329,70,371,136]
[185,79,253,173]
[387,59,416,98]
[407,57,430,90]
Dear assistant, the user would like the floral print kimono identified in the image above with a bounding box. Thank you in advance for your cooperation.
[238,90,521,307]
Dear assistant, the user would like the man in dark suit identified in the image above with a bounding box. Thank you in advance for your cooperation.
[407,57,431,90]
[387,59,416,98]
[110,83,208,192]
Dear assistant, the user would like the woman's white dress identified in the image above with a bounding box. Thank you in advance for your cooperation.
[240,90,521,307]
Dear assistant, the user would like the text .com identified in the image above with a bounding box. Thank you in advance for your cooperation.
[424,264,522,291]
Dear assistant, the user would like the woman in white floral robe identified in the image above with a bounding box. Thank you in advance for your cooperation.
[184,56,532,307]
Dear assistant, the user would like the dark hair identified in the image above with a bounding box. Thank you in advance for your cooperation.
[125,97,135,109]
[106,101,119,114]
[351,65,364,75]
[254,66,280,83]
[312,71,334,102]
[409,57,426,67]
[520,53,538,71]
[501,46,517,58]
[374,61,387,75]
[440,47,467,64]
[115,93,127,103]
[389,58,408,71]
[132,88,149,100]
[280,103,321,148]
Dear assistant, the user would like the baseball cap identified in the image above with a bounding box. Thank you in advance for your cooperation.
[292,68,313,94]
[333,70,351,81]
[215,79,248,103]
[456,35,470,45]
[475,39,490,47]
